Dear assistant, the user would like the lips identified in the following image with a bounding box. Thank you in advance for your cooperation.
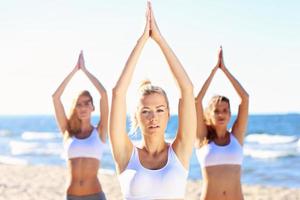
[148,125,160,129]
[217,118,225,123]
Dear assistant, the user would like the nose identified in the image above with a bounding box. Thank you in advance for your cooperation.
[148,111,158,121]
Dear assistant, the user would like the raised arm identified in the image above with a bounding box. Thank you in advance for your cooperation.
[52,54,80,134]
[195,65,218,148]
[79,51,109,142]
[219,47,249,145]
[109,5,150,173]
[148,3,196,168]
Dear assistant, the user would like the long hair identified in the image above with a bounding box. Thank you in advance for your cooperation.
[130,80,169,134]
[202,95,230,145]
[64,90,94,139]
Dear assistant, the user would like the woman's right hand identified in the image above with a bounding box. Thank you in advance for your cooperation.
[217,46,227,71]
[74,51,82,72]
[148,2,163,43]
[140,2,151,42]
[76,50,86,71]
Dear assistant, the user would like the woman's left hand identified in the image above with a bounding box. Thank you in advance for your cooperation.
[148,2,163,43]
[78,50,86,71]
[218,46,227,70]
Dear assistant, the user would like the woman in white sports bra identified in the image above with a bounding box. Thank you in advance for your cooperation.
[109,2,196,200]
[52,51,108,200]
[195,47,249,200]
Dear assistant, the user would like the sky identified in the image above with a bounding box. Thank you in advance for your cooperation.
[0,0,299,115]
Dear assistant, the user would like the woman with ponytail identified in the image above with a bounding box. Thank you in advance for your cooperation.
[109,2,196,200]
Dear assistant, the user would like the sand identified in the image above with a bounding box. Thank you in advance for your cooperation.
[0,164,299,200]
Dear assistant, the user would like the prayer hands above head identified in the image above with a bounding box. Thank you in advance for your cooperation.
[148,1,163,43]
[140,2,151,41]
[216,46,226,70]
[76,50,86,71]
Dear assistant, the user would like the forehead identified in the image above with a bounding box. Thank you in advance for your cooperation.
[214,101,229,109]
[77,95,91,102]
[139,93,167,107]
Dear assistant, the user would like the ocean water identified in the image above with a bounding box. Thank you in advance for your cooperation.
[0,114,299,188]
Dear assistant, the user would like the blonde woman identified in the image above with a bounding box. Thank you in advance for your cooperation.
[109,2,196,199]
[52,52,108,200]
[195,47,249,200]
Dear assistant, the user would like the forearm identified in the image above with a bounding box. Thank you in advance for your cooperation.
[82,69,107,96]
[52,69,76,99]
[196,68,217,102]
[222,67,249,100]
[156,37,193,94]
[52,69,76,133]
[114,37,147,95]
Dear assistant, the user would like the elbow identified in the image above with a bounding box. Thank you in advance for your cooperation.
[240,93,249,105]
[112,86,125,97]
[100,89,108,98]
[181,82,194,95]
[52,93,60,101]
[243,92,250,102]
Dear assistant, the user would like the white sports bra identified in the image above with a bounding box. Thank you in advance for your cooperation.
[119,145,188,200]
[64,128,105,161]
[196,133,243,167]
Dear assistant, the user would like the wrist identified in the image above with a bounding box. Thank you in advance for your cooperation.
[154,35,165,45]
[138,35,148,45]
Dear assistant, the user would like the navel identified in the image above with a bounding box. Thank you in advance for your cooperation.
[79,180,84,186]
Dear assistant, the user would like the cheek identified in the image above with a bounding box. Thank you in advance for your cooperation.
[227,114,231,120]
[162,115,169,125]
[75,108,81,113]
[136,114,146,125]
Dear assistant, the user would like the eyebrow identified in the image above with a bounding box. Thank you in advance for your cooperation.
[77,99,91,104]
[142,105,166,109]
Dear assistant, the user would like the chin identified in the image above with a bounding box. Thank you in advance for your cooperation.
[146,128,161,135]
[78,115,90,120]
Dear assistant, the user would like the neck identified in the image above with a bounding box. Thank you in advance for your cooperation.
[141,133,166,154]
[80,119,92,131]
[215,127,228,138]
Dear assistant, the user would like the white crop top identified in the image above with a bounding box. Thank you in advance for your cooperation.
[119,145,188,200]
[64,128,105,161]
[196,133,243,167]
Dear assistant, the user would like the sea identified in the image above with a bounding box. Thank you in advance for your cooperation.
[0,114,299,188]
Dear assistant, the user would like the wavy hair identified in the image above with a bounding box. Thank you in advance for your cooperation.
[64,90,94,139]
[202,95,230,145]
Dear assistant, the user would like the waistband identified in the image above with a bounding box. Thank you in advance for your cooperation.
[66,192,106,200]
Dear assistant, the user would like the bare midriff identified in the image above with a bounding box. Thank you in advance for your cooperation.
[200,165,243,200]
[66,158,102,196]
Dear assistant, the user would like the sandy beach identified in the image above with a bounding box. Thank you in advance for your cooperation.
[0,164,299,200]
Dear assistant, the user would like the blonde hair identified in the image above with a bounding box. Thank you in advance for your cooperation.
[202,95,230,145]
[130,80,169,134]
[64,90,94,139]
